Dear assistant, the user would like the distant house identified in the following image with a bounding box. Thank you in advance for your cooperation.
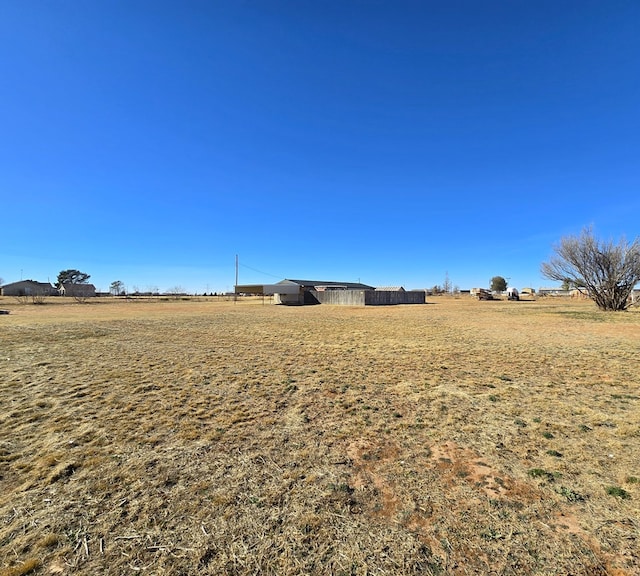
[570,288,590,299]
[538,288,572,297]
[0,280,56,297]
[234,279,426,306]
[59,283,96,298]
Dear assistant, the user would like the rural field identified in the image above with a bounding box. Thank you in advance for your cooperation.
[1,295,639,575]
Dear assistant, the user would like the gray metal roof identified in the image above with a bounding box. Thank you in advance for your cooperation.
[1,280,54,289]
[280,279,375,290]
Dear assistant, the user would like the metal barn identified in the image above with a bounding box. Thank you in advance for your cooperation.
[234,279,426,306]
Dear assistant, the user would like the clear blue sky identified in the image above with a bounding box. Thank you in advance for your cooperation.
[2,1,638,294]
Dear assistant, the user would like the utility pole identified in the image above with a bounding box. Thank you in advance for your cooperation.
[234,255,238,303]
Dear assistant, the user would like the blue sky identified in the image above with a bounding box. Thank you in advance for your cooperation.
[1,1,638,294]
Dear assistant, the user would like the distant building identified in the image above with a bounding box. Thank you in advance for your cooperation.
[59,283,96,298]
[538,288,571,297]
[570,288,590,299]
[0,280,57,297]
[234,279,426,306]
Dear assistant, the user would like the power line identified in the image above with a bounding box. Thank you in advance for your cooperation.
[238,261,282,279]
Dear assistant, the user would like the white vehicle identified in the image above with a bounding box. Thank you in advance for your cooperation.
[507,287,520,301]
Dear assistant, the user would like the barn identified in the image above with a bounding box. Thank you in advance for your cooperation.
[235,279,426,306]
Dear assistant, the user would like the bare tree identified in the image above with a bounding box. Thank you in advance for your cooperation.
[110,280,125,296]
[443,272,452,294]
[541,227,640,311]
[167,286,186,299]
[31,288,47,305]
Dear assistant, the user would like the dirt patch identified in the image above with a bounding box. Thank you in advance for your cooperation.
[429,441,525,500]
[346,437,633,574]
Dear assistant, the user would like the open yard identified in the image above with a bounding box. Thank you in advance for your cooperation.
[1,296,639,575]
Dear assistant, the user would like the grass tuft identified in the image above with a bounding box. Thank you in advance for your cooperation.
[605,486,631,499]
[556,486,587,503]
[2,558,41,576]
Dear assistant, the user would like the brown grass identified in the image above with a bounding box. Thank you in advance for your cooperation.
[1,295,639,575]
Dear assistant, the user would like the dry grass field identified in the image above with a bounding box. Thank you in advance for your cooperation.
[1,295,639,575]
